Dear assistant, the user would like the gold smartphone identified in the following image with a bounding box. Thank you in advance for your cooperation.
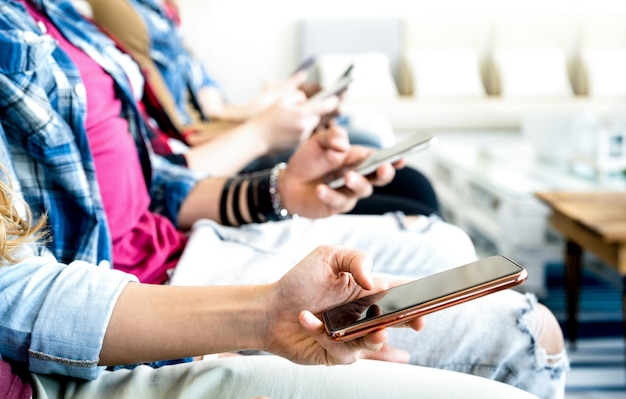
[322,255,528,342]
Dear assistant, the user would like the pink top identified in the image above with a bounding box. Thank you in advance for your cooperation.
[0,360,31,399]
[25,2,186,284]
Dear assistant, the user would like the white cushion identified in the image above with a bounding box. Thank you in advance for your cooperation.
[493,47,573,99]
[405,48,486,99]
[316,53,398,101]
[580,48,626,98]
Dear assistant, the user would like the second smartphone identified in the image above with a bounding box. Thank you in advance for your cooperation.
[326,132,437,189]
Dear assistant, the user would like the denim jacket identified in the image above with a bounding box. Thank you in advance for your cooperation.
[0,0,199,268]
[129,0,220,124]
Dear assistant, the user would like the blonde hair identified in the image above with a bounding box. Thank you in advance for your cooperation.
[0,168,47,264]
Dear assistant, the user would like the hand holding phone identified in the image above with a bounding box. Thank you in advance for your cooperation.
[308,74,353,103]
[326,132,437,189]
[308,63,354,102]
[322,255,528,342]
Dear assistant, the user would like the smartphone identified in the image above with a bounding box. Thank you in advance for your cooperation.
[322,255,528,342]
[326,132,437,189]
[308,74,353,102]
[339,63,354,79]
[292,55,317,75]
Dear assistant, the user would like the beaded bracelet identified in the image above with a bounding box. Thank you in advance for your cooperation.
[269,162,289,220]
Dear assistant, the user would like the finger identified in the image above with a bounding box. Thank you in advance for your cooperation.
[299,310,326,336]
[313,124,351,153]
[300,309,386,364]
[359,327,387,353]
[392,158,407,169]
[315,183,359,214]
[406,315,426,331]
[342,171,374,198]
[360,343,411,363]
[371,275,392,292]
[291,69,309,86]
[389,315,426,332]
[298,310,360,365]
[369,164,396,187]
[327,247,374,291]
[286,90,308,104]
[307,95,340,115]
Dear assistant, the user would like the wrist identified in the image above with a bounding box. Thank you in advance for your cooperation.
[203,284,273,352]
[269,162,291,220]
[241,284,274,351]
[219,163,294,227]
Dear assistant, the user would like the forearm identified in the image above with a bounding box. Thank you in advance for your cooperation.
[176,163,288,229]
[212,102,263,122]
[184,120,270,175]
[99,282,271,366]
[198,86,257,123]
[176,176,225,229]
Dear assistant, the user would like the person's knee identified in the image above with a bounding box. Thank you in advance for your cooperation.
[535,303,565,363]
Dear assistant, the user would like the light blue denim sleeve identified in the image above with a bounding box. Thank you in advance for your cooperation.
[0,256,137,380]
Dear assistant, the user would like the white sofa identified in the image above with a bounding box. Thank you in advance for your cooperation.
[300,15,626,133]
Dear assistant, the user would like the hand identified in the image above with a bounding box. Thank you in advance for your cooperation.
[250,91,339,155]
[299,81,322,98]
[357,274,425,363]
[197,86,227,120]
[198,73,311,122]
[279,124,396,218]
[299,82,345,130]
[250,71,310,115]
[263,245,387,365]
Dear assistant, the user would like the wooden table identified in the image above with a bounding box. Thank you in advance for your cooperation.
[535,191,626,348]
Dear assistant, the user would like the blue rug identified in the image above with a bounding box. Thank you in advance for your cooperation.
[539,262,625,397]
[539,262,624,339]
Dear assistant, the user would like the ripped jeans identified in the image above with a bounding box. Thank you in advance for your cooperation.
[170,213,569,398]
[387,291,568,399]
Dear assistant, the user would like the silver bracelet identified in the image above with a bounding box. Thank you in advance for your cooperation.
[269,162,291,220]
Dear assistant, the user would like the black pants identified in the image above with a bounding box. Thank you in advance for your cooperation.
[349,166,439,216]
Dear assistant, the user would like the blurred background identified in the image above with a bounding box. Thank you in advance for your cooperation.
[179,0,626,103]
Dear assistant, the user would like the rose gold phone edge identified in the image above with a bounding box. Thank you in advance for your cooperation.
[324,265,528,342]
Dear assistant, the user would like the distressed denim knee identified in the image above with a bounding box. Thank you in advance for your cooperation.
[387,290,569,399]
[515,295,569,398]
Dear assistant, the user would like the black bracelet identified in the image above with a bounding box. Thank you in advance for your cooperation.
[220,163,291,226]
[246,174,264,223]
[219,177,236,226]
[231,176,247,226]
[255,169,277,221]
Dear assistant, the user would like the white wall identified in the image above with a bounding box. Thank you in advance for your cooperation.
[179,0,626,104]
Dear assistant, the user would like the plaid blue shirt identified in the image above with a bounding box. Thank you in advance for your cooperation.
[0,0,199,267]
[129,0,221,124]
